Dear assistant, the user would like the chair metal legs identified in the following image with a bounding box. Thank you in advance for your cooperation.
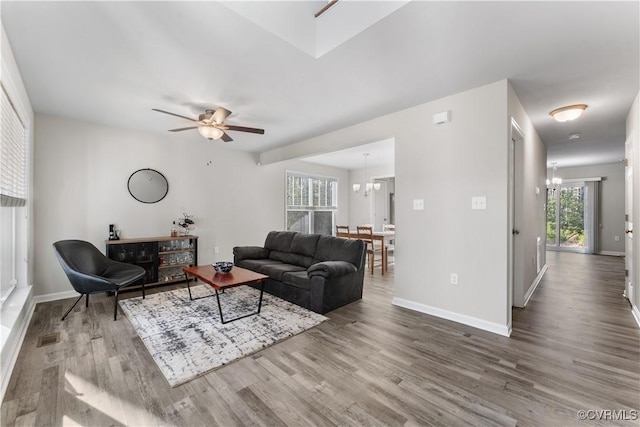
[63,285,143,321]
[113,290,119,321]
[61,294,85,321]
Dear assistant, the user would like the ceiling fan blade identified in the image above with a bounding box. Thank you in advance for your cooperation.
[221,132,233,142]
[210,107,232,124]
[224,125,265,134]
[152,108,197,122]
[168,126,199,132]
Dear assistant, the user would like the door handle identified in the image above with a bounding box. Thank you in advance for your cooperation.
[626,229,633,234]
[512,229,520,235]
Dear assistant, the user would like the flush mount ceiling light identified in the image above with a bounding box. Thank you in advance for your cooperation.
[549,104,588,122]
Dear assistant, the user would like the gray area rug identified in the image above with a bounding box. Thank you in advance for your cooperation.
[119,284,328,387]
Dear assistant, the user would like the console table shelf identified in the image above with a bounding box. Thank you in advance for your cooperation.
[106,235,198,290]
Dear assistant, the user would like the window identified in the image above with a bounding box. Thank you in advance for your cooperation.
[546,180,600,254]
[286,172,337,235]
[1,83,28,303]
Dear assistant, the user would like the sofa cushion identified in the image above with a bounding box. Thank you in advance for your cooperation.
[259,263,307,282]
[282,271,312,291]
[269,250,315,268]
[233,246,270,261]
[264,231,297,252]
[291,233,321,257]
[235,258,282,273]
[314,236,364,267]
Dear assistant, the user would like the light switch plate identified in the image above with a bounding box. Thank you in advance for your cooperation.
[471,196,486,210]
[413,199,424,210]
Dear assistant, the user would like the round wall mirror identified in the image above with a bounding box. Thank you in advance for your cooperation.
[127,168,169,203]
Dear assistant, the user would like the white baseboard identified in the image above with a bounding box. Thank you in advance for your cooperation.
[32,289,78,304]
[632,303,640,329]
[522,264,548,307]
[392,297,511,337]
[598,251,625,257]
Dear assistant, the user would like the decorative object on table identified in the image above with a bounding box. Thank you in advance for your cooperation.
[178,213,195,235]
[171,221,178,237]
[108,224,120,240]
[152,106,265,142]
[127,168,169,204]
[118,285,327,387]
[212,261,234,274]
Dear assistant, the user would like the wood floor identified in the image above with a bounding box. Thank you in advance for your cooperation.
[2,252,639,426]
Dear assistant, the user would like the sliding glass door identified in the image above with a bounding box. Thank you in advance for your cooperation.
[546,184,592,252]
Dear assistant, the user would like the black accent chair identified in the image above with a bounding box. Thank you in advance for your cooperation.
[53,240,146,321]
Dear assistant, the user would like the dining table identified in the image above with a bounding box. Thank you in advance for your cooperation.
[336,229,395,274]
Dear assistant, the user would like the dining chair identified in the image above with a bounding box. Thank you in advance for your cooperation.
[336,225,351,238]
[383,223,396,246]
[356,225,384,274]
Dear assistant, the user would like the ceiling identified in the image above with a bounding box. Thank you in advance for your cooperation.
[2,1,638,169]
[302,138,394,170]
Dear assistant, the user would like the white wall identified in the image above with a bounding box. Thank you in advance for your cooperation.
[507,84,548,308]
[394,81,511,334]
[33,114,350,297]
[549,163,625,254]
[626,92,640,323]
[261,79,529,335]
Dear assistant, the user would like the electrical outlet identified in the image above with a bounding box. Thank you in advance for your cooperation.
[413,199,424,210]
[450,273,458,285]
[214,246,220,254]
[471,196,487,210]
[614,235,620,241]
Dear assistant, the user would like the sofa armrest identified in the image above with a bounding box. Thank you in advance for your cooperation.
[233,246,269,261]
[308,261,357,278]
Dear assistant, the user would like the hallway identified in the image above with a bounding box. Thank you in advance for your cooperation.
[511,251,639,421]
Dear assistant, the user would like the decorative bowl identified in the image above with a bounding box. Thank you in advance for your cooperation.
[213,261,234,274]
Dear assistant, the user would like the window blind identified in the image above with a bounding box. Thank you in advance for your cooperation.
[1,83,27,207]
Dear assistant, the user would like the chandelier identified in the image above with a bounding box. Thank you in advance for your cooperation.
[546,162,562,186]
[352,153,381,196]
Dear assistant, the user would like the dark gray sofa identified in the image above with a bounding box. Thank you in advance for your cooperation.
[233,231,366,314]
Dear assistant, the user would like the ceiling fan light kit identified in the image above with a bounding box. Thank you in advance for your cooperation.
[198,125,224,140]
[152,106,265,142]
[549,104,587,122]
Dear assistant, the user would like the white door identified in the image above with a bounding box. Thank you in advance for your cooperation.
[510,118,525,310]
[625,136,634,302]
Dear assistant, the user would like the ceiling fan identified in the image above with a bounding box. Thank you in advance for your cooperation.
[152,107,264,142]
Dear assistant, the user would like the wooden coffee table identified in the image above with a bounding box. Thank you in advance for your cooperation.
[182,265,269,324]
